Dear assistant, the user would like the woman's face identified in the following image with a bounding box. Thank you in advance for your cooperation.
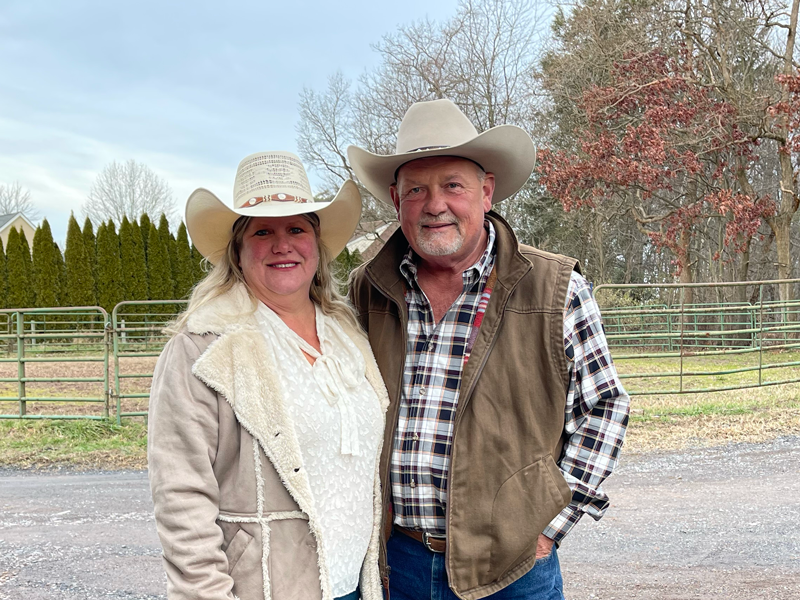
[238,215,320,308]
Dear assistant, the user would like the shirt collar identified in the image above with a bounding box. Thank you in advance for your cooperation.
[400,220,496,289]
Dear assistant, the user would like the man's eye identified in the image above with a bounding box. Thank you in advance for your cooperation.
[447,182,461,189]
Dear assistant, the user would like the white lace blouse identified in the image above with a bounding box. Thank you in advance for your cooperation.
[254,302,384,597]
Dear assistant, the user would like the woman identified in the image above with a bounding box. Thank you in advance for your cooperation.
[148,151,388,600]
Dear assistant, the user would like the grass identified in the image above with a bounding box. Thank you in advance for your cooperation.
[0,418,148,470]
[617,348,800,453]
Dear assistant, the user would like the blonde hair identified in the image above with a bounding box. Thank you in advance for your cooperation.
[169,214,360,334]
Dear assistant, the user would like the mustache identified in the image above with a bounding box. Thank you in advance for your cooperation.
[419,214,459,227]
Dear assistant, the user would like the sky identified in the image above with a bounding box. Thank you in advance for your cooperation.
[0,0,461,245]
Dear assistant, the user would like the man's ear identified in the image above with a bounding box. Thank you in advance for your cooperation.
[390,184,401,214]
[482,172,496,212]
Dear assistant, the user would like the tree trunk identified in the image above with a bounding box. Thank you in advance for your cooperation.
[591,210,607,284]
[772,0,800,303]
[679,228,694,306]
[735,236,751,304]
[771,213,794,301]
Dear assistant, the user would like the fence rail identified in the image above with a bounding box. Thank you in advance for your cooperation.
[2,279,800,421]
[594,279,800,396]
[0,307,110,420]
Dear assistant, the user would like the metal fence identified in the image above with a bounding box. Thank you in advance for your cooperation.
[595,279,800,396]
[0,302,184,422]
[0,307,110,420]
[111,300,186,422]
[2,279,800,421]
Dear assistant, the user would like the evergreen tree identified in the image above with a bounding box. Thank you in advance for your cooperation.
[6,227,32,308]
[64,214,96,306]
[139,213,151,256]
[174,222,194,298]
[0,238,7,309]
[332,248,363,294]
[18,230,35,307]
[119,216,148,303]
[96,220,122,314]
[54,243,67,306]
[32,219,59,308]
[147,224,173,301]
[82,217,98,299]
[156,214,175,297]
[191,244,205,285]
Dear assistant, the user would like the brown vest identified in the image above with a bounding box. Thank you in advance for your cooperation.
[350,212,579,600]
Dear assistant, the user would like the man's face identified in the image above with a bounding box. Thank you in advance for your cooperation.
[390,156,495,267]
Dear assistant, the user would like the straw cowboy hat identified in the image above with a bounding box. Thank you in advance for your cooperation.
[347,99,536,205]
[186,151,361,264]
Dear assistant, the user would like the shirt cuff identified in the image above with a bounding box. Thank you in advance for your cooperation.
[542,503,585,545]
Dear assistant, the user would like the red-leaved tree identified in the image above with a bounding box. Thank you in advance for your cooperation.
[538,49,776,302]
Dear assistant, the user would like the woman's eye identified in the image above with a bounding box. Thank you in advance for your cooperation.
[254,229,269,236]
[290,227,305,234]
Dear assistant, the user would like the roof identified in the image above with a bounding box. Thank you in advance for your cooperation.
[0,213,36,232]
[346,221,400,262]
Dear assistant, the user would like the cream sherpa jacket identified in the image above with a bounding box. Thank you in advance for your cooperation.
[148,283,388,600]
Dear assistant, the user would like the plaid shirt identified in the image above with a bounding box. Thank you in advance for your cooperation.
[392,222,629,543]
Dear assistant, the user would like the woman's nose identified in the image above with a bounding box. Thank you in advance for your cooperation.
[271,234,292,253]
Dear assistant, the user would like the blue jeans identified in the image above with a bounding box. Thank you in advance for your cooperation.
[387,531,564,600]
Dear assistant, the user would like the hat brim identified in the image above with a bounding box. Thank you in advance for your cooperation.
[186,179,362,265]
[347,124,536,205]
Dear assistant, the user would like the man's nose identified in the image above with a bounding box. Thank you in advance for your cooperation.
[423,187,448,215]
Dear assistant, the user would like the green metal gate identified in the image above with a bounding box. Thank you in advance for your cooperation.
[0,307,110,419]
[111,300,186,424]
[594,279,800,396]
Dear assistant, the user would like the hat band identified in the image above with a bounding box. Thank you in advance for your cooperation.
[406,145,449,153]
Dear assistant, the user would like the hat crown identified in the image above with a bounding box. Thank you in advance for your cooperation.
[395,99,479,155]
[232,151,315,208]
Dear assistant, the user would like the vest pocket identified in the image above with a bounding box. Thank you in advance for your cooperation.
[223,527,255,575]
[489,454,572,578]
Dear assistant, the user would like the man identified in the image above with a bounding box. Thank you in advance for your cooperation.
[347,99,629,600]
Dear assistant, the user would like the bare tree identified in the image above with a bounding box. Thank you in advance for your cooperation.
[83,160,176,225]
[297,0,553,233]
[0,182,39,220]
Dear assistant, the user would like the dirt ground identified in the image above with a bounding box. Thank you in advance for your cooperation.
[1,436,799,600]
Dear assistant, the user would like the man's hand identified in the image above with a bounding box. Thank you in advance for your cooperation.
[535,533,554,559]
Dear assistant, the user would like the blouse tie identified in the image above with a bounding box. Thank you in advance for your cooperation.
[289,315,366,457]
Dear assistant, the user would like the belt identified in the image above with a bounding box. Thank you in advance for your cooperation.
[395,526,446,553]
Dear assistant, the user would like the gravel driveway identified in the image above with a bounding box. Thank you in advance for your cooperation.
[1,436,799,600]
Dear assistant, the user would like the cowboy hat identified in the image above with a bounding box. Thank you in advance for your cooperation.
[347,99,536,205]
[186,151,361,264]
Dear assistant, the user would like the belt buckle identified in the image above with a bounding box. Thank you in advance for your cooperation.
[422,531,445,554]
